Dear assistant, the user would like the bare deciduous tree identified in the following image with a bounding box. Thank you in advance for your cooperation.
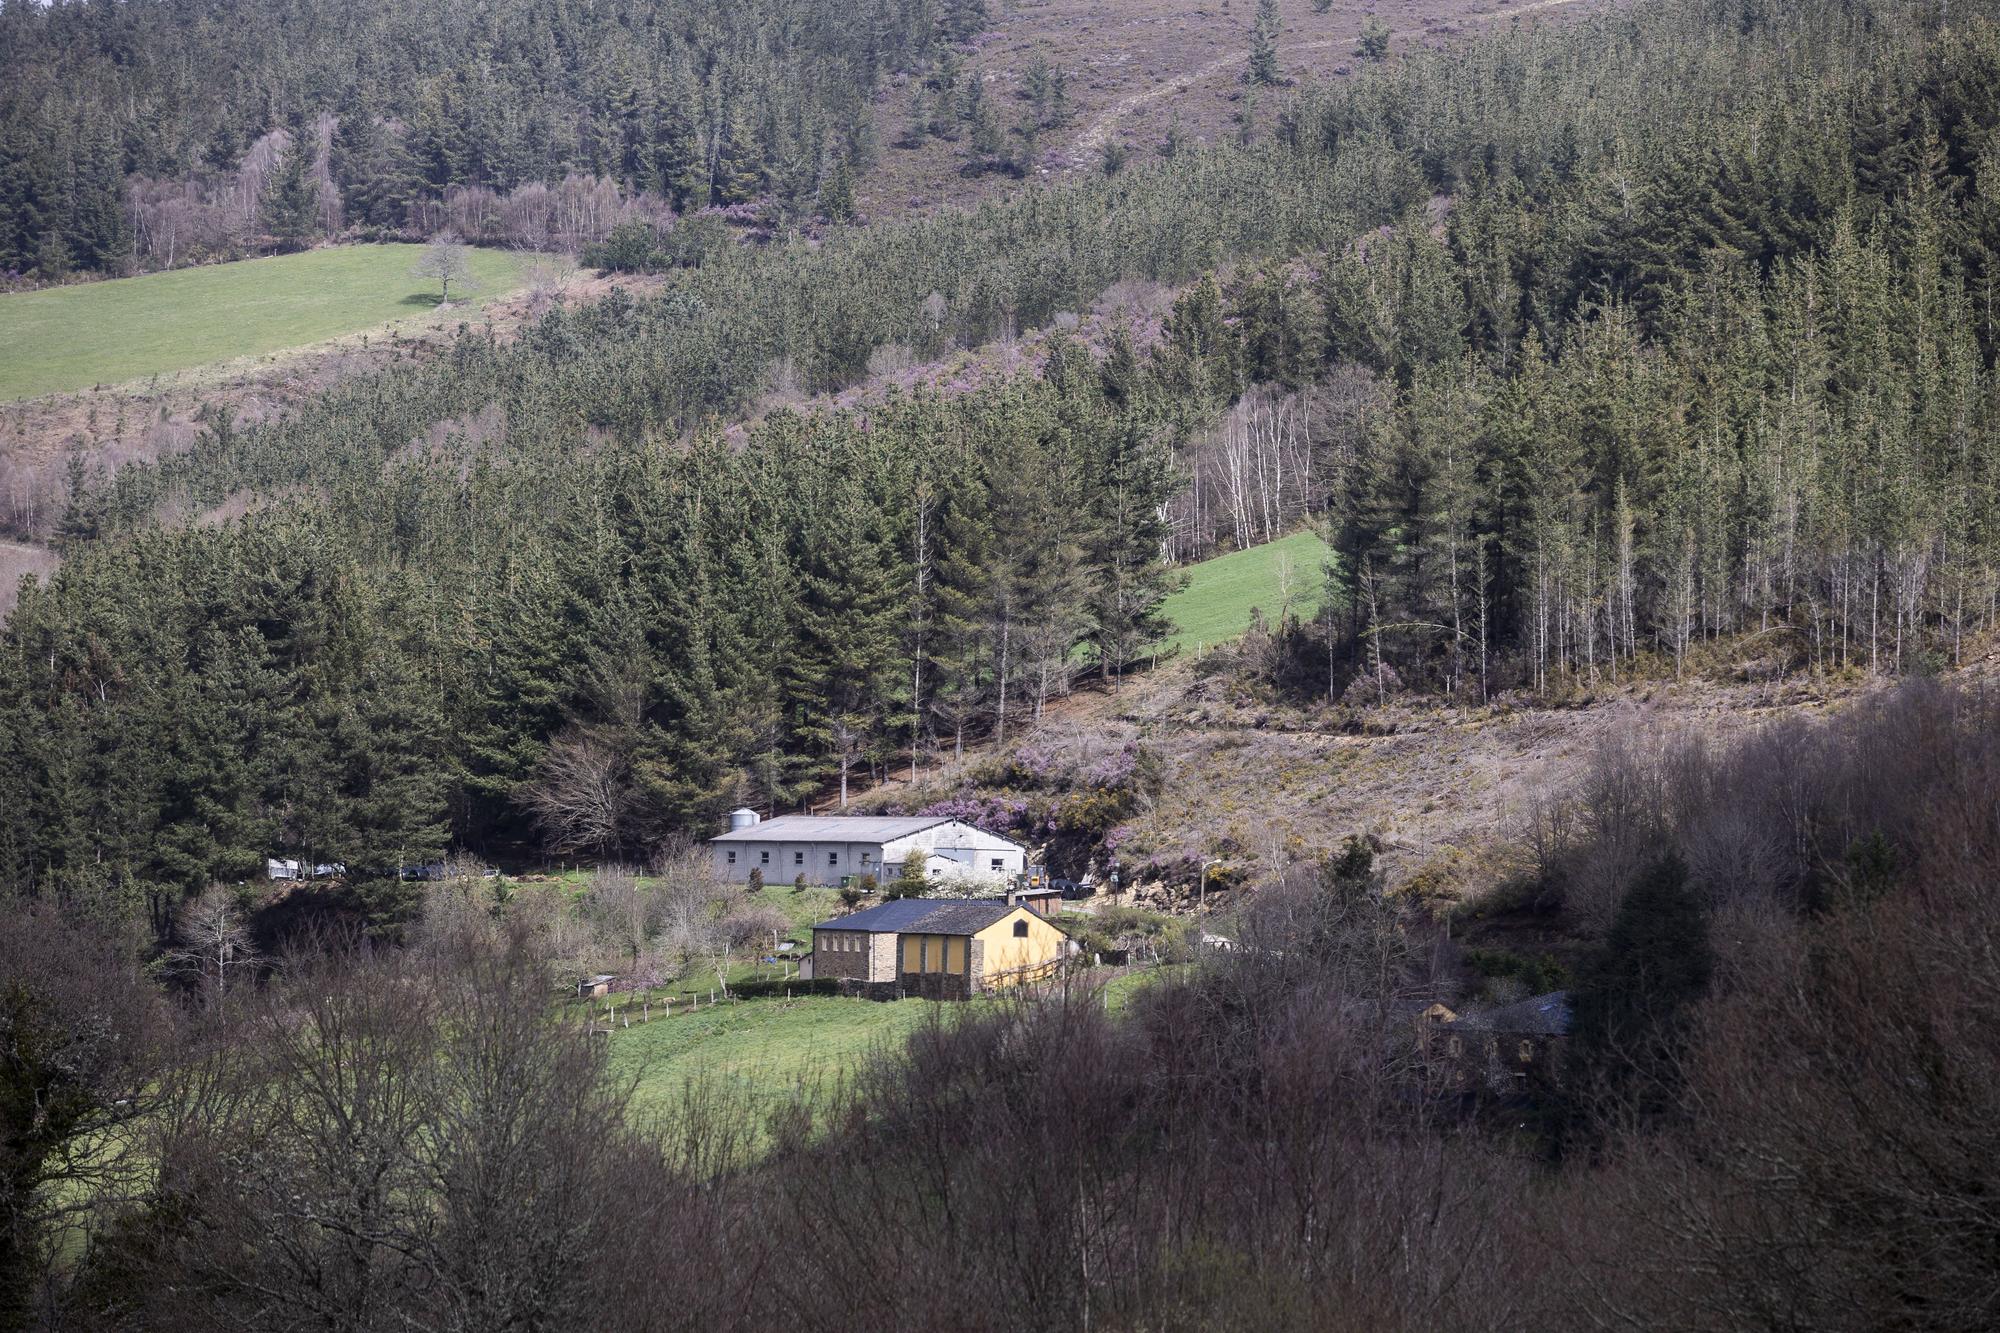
[519,728,633,857]
[412,233,475,306]
[123,934,642,1331]
[0,906,165,1325]
[165,887,259,1003]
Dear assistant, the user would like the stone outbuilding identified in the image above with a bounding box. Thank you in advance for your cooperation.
[1430,990,1572,1092]
[809,898,1070,1000]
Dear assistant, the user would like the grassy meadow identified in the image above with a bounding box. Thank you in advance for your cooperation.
[0,244,529,400]
[1159,529,1335,656]
[605,993,934,1122]
[603,970,1157,1125]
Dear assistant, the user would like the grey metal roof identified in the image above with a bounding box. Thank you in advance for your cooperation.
[1449,990,1572,1036]
[813,898,1025,936]
[711,815,953,843]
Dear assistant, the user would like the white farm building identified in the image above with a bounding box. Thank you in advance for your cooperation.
[710,810,1028,887]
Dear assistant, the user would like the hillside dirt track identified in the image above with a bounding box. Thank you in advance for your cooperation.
[855,0,1613,218]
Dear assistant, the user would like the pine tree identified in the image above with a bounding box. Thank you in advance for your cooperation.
[1567,854,1715,1129]
[713,103,766,205]
[1084,418,1181,685]
[1235,264,1325,388]
[940,0,989,43]
[1158,273,1242,402]
[1249,0,1282,88]
[332,108,419,230]
[259,137,320,251]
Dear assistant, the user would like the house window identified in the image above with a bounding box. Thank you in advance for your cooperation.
[1518,1040,1534,1062]
[727,851,737,864]
[861,851,872,864]
[991,858,1005,871]
[794,851,804,866]
[1013,920,1029,938]
[829,852,839,867]
[760,851,770,865]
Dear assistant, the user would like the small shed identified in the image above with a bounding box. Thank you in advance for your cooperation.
[1006,884,1065,916]
[578,974,616,998]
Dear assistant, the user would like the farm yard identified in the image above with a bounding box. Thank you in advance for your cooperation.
[0,244,529,401]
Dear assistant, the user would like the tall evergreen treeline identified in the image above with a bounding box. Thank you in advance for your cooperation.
[6,0,2000,927]
[1279,0,2000,695]
[0,0,990,275]
[1,366,1179,923]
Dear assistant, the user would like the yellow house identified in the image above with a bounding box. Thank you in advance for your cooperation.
[810,899,1071,999]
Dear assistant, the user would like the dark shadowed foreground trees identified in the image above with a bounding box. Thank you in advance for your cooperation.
[0,909,163,1332]
[81,931,759,1332]
[10,681,1999,1330]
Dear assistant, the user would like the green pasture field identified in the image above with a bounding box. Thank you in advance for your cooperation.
[0,243,529,400]
[1158,528,1336,656]
[605,993,936,1123]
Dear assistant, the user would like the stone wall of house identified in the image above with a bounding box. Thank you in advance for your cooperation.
[900,972,972,1001]
[833,979,902,1002]
[968,938,986,992]
[813,931,903,982]
[868,933,899,982]
[813,932,870,982]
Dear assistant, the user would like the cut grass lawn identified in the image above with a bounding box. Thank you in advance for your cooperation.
[0,243,529,400]
[1159,529,1336,657]
[606,994,937,1123]
[604,965,1164,1126]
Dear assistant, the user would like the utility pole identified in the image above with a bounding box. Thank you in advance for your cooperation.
[1199,859,1223,910]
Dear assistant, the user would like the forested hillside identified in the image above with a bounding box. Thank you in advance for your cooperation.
[10,5,2000,1326]
[0,0,986,277]
[7,0,2000,932]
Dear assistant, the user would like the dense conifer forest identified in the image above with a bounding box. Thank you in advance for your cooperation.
[0,0,989,275]
[5,0,1999,927]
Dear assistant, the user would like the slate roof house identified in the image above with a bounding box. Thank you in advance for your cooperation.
[710,810,1027,887]
[1431,990,1572,1092]
[808,898,1069,1000]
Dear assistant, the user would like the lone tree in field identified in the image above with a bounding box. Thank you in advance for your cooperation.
[413,234,474,306]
